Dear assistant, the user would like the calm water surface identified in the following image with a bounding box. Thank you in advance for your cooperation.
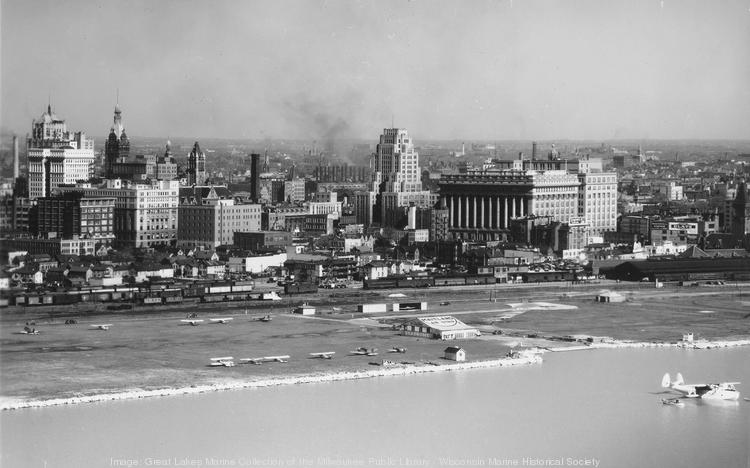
[2,347,749,468]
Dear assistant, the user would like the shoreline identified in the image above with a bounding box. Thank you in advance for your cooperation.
[3,338,749,412]
[546,337,750,352]
[0,353,543,411]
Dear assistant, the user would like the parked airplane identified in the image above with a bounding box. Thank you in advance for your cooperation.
[350,347,378,356]
[253,315,272,322]
[20,326,39,335]
[240,355,290,365]
[180,319,204,326]
[209,357,235,367]
[309,351,335,359]
[210,318,234,324]
[90,324,112,330]
[389,347,408,353]
[661,373,741,400]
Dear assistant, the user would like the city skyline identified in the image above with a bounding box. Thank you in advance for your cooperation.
[2,0,749,142]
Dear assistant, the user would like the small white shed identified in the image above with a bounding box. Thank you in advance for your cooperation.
[444,346,466,362]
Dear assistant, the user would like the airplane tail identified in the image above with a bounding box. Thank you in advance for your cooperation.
[674,373,684,386]
[661,373,671,388]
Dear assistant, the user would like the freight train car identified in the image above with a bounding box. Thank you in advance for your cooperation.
[284,282,318,294]
[433,277,467,287]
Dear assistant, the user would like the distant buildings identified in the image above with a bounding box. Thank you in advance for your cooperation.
[27,105,95,199]
[438,150,617,243]
[177,186,261,249]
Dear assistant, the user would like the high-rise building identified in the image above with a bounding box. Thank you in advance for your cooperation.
[371,128,422,192]
[187,142,206,185]
[104,104,130,177]
[368,128,433,227]
[577,172,618,238]
[27,105,95,199]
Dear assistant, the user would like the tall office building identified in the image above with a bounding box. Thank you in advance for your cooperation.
[365,128,433,227]
[371,128,422,192]
[577,172,618,238]
[187,142,206,185]
[27,105,95,199]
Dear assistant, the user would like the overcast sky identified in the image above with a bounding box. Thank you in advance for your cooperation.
[2,0,749,142]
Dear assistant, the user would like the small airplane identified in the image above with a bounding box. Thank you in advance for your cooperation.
[332,307,342,311]
[20,326,39,335]
[309,351,335,359]
[210,318,234,324]
[253,315,272,322]
[209,357,235,367]
[389,347,408,353]
[350,347,378,356]
[90,324,112,330]
[180,319,204,326]
[662,373,741,400]
[240,355,290,365]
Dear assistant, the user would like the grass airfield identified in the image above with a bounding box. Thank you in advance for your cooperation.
[1,282,749,403]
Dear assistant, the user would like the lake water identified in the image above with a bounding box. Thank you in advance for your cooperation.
[2,347,749,468]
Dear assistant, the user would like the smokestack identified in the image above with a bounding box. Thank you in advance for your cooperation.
[532,141,538,161]
[250,153,261,202]
[12,135,20,179]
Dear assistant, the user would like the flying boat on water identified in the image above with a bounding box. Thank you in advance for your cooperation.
[180,319,204,326]
[309,351,335,359]
[661,373,741,400]
[90,324,112,331]
[210,318,233,324]
[209,357,235,367]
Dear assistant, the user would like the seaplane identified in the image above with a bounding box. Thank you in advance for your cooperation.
[350,347,378,356]
[253,314,273,322]
[661,373,741,401]
[309,351,335,359]
[20,326,40,335]
[209,357,235,367]
[209,317,234,324]
[389,347,408,354]
[90,324,113,331]
[240,355,290,365]
[180,319,204,326]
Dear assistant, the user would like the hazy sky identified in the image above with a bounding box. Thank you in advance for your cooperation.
[2,0,749,142]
